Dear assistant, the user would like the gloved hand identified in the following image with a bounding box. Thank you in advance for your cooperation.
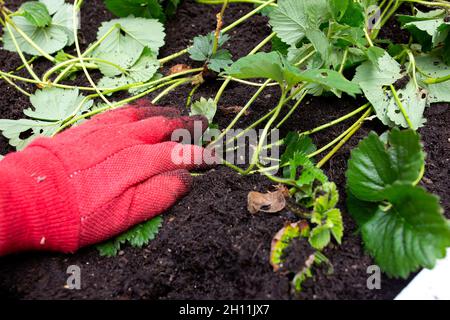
[0,100,209,256]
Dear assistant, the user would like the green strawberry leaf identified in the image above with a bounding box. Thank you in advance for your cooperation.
[25,87,93,120]
[98,48,160,91]
[190,97,217,123]
[188,32,232,72]
[399,9,449,52]
[39,0,65,15]
[165,0,182,17]
[281,132,316,165]
[19,2,52,27]
[269,0,330,46]
[327,208,343,244]
[97,216,163,257]
[309,225,330,250]
[357,184,450,278]
[385,80,428,129]
[208,49,233,73]
[347,128,424,202]
[353,51,402,125]
[121,216,163,247]
[0,88,93,150]
[415,54,450,103]
[226,51,360,95]
[313,182,339,213]
[3,16,68,55]
[329,0,365,27]
[51,2,76,46]
[103,0,182,22]
[2,1,76,55]
[309,182,343,250]
[96,17,165,57]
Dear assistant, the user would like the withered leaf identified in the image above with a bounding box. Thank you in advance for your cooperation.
[247,186,289,214]
[270,221,310,272]
[219,105,250,116]
[168,64,192,76]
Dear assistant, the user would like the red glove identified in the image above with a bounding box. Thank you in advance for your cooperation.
[0,100,209,256]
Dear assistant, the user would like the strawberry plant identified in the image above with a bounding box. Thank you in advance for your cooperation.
[347,129,450,278]
[0,0,449,277]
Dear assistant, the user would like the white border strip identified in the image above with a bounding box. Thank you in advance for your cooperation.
[395,248,450,300]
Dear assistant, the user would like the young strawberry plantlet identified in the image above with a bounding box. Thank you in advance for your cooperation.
[249,131,343,291]
[188,32,233,74]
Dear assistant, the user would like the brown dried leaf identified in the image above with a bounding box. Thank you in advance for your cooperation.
[168,64,192,76]
[219,105,250,116]
[247,186,289,214]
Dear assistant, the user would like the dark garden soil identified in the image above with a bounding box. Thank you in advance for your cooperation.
[0,0,449,300]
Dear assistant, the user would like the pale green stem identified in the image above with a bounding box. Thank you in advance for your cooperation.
[4,22,41,82]
[4,15,55,62]
[276,91,308,128]
[221,0,277,33]
[424,73,450,84]
[72,0,111,107]
[152,78,190,104]
[406,50,419,89]
[413,164,425,186]
[338,48,349,74]
[209,79,272,148]
[230,90,287,175]
[227,77,278,87]
[294,49,316,67]
[309,108,373,160]
[0,74,31,96]
[389,84,414,129]
[300,103,371,136]
[42,57,124,83]
[316,108,373,168]
[159,48,189,65]
[224,107,277,148]
[52,25,118,84]
[214,77,232,104]
[364,28,375,47]
[250,32,276,54]
[401,0,450,9]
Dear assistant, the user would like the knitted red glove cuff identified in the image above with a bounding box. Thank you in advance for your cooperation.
[0,146,79,255]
